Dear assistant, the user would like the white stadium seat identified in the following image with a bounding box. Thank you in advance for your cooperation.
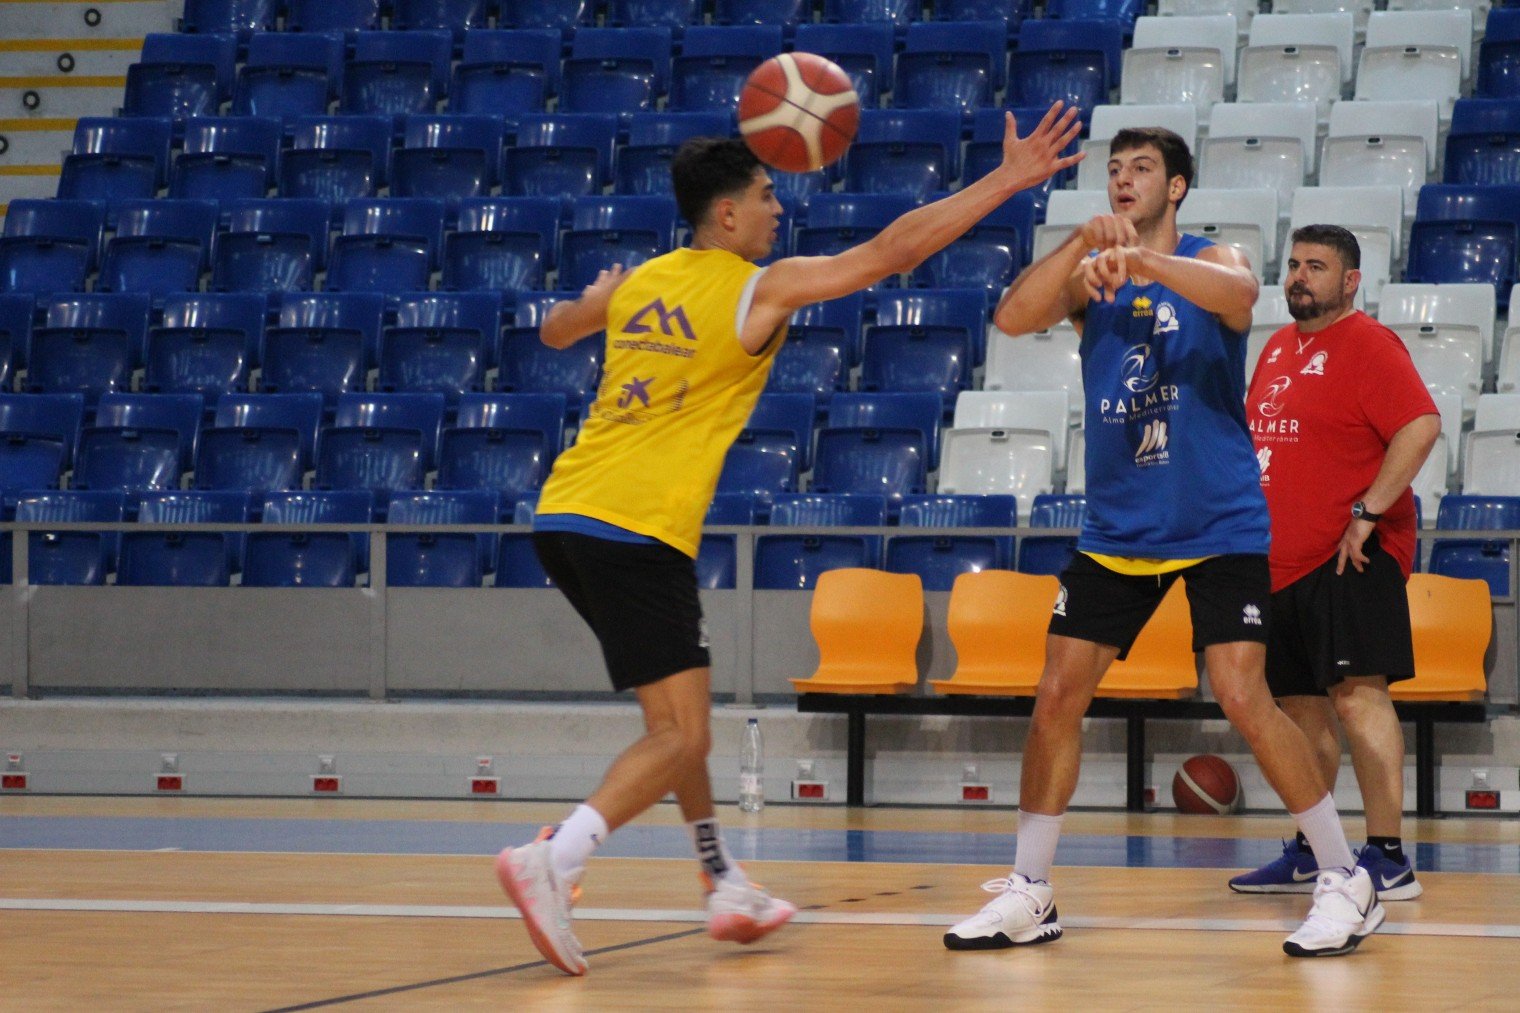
[1324,99,1441,182]
[938,427,1055,520]
[953,390,1072,468]
[1378,282,1498,368]
[1209,100,1319,174]
[1354,45,1461,123]
[1066,427,1086,493]
[1365,9,1474,80]
[1120,46,1227,125]
[983,323,1084,422]
[1410,437,1450,522]
[1287,185,1404,306]
[1430,390,1466,480]
[1158,0,1257,36]
[1495,323,1520,393]
[1385,0,1490,40]
[1269,0,1374,38]
[1078,103,1199,190]
[1474,393,1520,433]
[1462,430,1520,495]
[1247,13,1357,84]
[1236,44,1342,123]
[1033,190,1112,261]
[1133,15,1240,86]
[1390,321,1484,419]
[1197,136,1304,222]
[1178,186,1280,278]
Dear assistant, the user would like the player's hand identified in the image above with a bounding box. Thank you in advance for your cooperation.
[1082,246,1140,302]
[1000,102,1085,192]
[1080,214,1139,252]
[581,263,629,303]
[1336,518,1375,575]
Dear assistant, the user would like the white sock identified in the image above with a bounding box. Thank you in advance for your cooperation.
[1291,794,1355,873]
[689,817,747,887]
[548,803,608,884]
[1012,809,1065,884]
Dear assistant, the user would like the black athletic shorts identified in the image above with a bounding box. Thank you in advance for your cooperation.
[532,530,711,692]
[1048,551,1271,660]
[1265,532,1415,697]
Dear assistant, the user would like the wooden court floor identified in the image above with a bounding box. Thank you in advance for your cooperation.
[2,797,1518,1011]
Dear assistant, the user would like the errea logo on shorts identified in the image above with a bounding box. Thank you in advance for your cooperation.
[1053,585,1069,617]
[1242,604,1263,626]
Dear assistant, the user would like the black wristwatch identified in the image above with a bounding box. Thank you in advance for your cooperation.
[1351,501,1382,523]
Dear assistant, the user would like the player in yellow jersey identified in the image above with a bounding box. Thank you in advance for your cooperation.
[497,102,1084,976]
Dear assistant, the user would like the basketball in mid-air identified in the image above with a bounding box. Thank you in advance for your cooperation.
[738,52,860,174]
[1172,754,1241,814]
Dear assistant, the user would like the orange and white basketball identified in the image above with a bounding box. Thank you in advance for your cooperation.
[738,52,860,174]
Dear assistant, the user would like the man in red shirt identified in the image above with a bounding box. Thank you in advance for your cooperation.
[1235,224,1441,900]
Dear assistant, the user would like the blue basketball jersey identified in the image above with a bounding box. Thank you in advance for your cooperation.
[1077,233,1269,558]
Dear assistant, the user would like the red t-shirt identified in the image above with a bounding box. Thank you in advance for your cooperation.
[1245,310,1438,592]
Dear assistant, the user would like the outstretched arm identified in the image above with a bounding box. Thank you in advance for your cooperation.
[540,265,630,349]
[993,214,1138,336]
[740,102,1085,351]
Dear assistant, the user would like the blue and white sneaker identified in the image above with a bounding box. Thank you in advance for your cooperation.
[1228,839,1319,894]
[1355,844,1423,901]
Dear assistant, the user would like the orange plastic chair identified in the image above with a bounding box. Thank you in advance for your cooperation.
[789,568,924,694]
[1096,580,1198,699]
[930,570,1059,696]
[1392,573,1490,701]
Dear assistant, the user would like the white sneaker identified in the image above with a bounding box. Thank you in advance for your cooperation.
[495,829,588,976]
[705,875,798,944]
[943,874,1062,950]
[1283,866,1386,958]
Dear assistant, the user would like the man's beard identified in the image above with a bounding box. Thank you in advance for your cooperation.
[1287,287,1338,322]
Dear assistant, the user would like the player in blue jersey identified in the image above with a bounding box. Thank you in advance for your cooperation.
[944,128,1383,959]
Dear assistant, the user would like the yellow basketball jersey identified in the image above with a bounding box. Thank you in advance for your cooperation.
[536,247,784,557]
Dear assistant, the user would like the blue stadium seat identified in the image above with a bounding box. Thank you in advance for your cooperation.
[939,0,1028,24]
[772,492,889,526]
[285,0,382,33]
[860,327,972,408]
[669,25,783,111]
[794,193,917,261]
[282,115,391,200]
[245,30,346,98]
[160,291,266,369]
[847,110,963,198]
[823,0,923,29]
[608,0,700,31]
[334,391,447,470]
[393,0,489,38]
[497,0,595,32]
[379,327,487,403]
[393,291,504,367]
[789,291,866,366]
[194,426,304,492]
[72,427,182,492]
[0,239,89,298]
[12,490,126,585]
[2,199,106,269]
[123,62,220,120]
[141,31,238,101]
[0,436,66,528]
[243,490,374,586]
[765,340,847,404]
[178,116,285,191]
[895,25,1000,113]
[454,196,560,269]
[1044,0,1143,36]
[618,112,732,194]
[98,240,202,299]
[898,493,1017,527]
[110,199,219,271]
[274,290,386,369]
[566,194,678,248]
[222,197,333,269]
[213,391,326,470]
[714,0,809,30]
[393,114,507,200]
[232,65,332,120]
[95,392,204,471]
[828,391,944,469]
[443,207,551,292]
[696,534,737,589]
[180,0,278,37]
[875,287,990,369]
[50,290,153,372]
[811,426,927,509]
[0,393,84,464]
[353,29,454,98]
[314,427,426,495]
[504,113,620,196]
[1428,494,1520,596]
[512,292,570,327]
[756,491,887,589]
[745,392,817,469]
[210,233,315,294]
[1017,492,1086,575]
[793,22,895,105]
[385,489,499,586]
[456,391,567,452]
[913,190,1037,285]
[563,26,673,113]
[707,490,762,523]
[328,197,446,291]
[1007,20,1117,114]
[716,428,800,513]
[1447,101,1520,185]
[493,531,553,586]
[259,327,367,406]
[1479,10,1520,99]
[886,534,1003,590]
[435,427,547,508]
[495,328,601,410]
[119,490,254,586]
[452,31,555,116]
[1407,187,1520,303]
[558,229,666,290]
[30,293,152,403]
[0,294,33,377]
[70,117,174,188]
[341,195,451,260]
[56,157,156,206]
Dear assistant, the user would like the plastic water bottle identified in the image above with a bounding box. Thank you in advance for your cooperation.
[739,718,764,812]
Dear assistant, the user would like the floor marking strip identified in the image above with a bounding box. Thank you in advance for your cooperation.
[5,898,1519,939]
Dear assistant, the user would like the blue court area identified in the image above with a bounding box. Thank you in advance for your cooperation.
[3,814,1515,875]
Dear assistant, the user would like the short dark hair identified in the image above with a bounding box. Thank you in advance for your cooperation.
[1109,127,1194,206]
[1290,224,1361,270]
[670,137,763,227]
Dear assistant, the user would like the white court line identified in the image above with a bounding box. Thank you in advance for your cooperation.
[5,898,1520,939]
